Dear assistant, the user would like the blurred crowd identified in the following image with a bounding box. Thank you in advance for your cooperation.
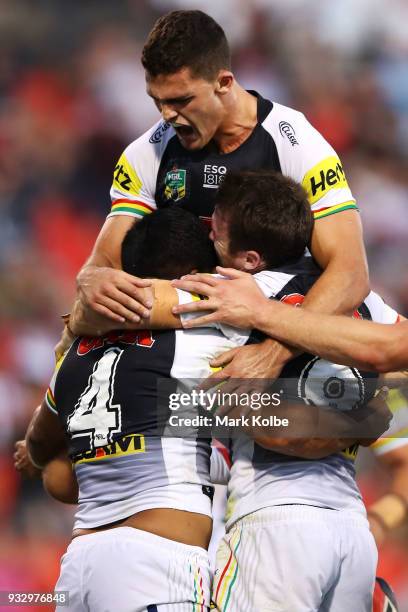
[0,1,407,608]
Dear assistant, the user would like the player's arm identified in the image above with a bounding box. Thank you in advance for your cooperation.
[252,300,408,373]
[367,444,408,545]
[14,435,78,505]
[172,269,408,373]
[253,434,356,460]
[250,300,408,373]
[241,391,391,459]
[25,402,67,469]
[69,280,183,337]
[290,111,369,314]
[303,210,369,313]
[367,390,408,545]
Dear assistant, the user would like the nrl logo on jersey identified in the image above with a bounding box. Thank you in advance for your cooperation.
[149,121,170,144]
[164,167,186,202]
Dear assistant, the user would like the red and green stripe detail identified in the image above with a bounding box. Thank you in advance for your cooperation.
[110,199,155,217]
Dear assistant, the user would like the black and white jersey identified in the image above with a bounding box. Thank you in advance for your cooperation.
[109,92,356,222]
[46,323,236,529]
[44,281,276,530]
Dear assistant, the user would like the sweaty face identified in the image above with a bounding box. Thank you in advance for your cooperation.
[146,68,224,150]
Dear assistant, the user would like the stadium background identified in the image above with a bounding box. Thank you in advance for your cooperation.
[0,0,407,609]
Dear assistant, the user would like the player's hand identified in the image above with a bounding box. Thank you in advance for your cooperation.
[77,265,153,324]
[171,267,268,329]
[13,440,41,479]
[357,388,392,445]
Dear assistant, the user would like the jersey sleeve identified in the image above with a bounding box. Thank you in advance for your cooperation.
[108,121,173,220]
[263,102,357,220]
[370,389,408,456]
[364,291,399,324]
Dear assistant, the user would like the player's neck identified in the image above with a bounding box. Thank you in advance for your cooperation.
[213,84,257,154]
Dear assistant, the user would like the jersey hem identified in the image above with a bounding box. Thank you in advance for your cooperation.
[74,498,213,530]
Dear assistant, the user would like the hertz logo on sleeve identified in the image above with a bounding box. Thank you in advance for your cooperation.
[302,156,350,205]
[113,153,143,196]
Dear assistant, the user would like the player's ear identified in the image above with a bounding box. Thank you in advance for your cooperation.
[242,250,263,272]
[215,70,234,95]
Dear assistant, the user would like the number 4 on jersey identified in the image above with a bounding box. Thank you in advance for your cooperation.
[67,348,123,451]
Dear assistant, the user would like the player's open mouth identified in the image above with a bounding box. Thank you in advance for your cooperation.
[173,124,196,140]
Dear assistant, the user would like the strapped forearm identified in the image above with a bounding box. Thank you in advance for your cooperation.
[69,280,182,337]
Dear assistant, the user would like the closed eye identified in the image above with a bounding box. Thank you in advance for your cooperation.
[152,96,194,108]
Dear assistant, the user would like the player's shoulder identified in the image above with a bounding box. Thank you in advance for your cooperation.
[253,259,321,300]
[261,100,338,172]
[253,269,297,298]
[112,120,176,202]
[261,101,313,143]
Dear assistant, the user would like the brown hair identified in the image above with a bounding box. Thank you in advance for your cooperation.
[142,10,231,81]
[215,171,314,269]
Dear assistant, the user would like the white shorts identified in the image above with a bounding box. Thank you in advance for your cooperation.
[213,505,377,612]
[55,527,211,612]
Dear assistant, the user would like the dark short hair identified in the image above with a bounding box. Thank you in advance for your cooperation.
[215,171,314,269]
[121,207,217,279]
[142,10,231,80]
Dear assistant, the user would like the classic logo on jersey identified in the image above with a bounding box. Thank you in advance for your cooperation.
[203,164,227,189]
[279,121,299,146]
[73,433,145,464]
[302,156,349,205]
[77,330,155,356]
[149,121,170,144]
[113,153,142,195]
[164,167,186,202]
